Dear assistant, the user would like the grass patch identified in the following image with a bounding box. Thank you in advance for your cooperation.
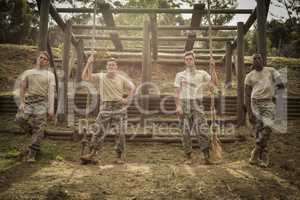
[0,159,20,174]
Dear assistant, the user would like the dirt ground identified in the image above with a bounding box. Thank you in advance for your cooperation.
[0,116,299,200]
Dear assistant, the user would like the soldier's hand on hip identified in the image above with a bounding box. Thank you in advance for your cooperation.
[48,112,54,121]
[19,103,25,111]
[176,106,183,117]
[120,98,128,105]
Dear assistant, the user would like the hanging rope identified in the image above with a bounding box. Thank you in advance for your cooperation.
[207,0,222,161]
[86,0,97,120]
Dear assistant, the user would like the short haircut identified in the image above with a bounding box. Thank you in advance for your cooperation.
[40,51,50,60]
[184,50,195,58]
[253,53,262,59]
[107,57,117,63]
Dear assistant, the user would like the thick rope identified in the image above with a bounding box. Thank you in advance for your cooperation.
[207,0,222,160]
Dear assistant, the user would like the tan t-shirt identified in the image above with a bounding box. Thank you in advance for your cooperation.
[174,69,211,99]
[22,68,55,99]
[245,67,280,99]
[93,72,134,102]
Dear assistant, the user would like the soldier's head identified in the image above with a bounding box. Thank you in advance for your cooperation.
[106,58,118,74]
[37,51,50,68]
[184,51,195,68]
[252,53,263,71]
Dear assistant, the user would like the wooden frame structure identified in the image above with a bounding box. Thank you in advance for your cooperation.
[40,1,270,126]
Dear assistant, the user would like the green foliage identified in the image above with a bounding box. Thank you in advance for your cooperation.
[0,0,37,44]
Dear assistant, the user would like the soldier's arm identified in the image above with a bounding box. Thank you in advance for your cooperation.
[245,85,252,113]
[127,82,136,102]
[48,73,56,117]
[19,76,27,109]
[82,54,97,82]
[245,85,255,124]
[174,74,182,114]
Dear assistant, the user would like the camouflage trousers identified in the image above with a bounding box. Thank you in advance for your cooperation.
[15,98,47,152]
[179,100,210,155]
[251,99,275,150]
[90,101,127,155]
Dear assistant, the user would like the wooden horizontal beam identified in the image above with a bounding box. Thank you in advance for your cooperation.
[57,7,253,14]
[158,25,237,30]
[72,25,142,30]
[158,36,234,42]
[154,58,222,65]
[84,51,224,60]
[83,47,226,54]
[84,47,142,52]
[72,25,237,31]
[158,48,226,54]
[75,35,143,41]
[75,34,234,42]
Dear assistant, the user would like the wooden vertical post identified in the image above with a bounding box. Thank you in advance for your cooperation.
[237,22,245,126]
[58,21,72,123]
[102,3,123,51]
[256,0,267,65]
[150,14,158,60]
[225,41,232,88]
[39,0,50,50]
[140,20,151,125]
[75,39,86,82]
[185,3,205,51]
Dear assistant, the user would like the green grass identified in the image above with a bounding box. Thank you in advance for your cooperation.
[0,159,21,174]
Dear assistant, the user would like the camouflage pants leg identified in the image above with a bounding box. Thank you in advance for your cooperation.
[180,114,193,155]
[192,108,210,153]
[15,111,46,151]
[15,99,47,152]
[93,102,127,155]
[15,111,32,134]
[113,112,127,155]
[30,114,47,151]
[252,100,275,150]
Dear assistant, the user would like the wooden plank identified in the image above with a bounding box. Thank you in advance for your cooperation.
[72,25,237,31]
[39,0,50,50]
[154,58,223,65]
[236,22,245,126]
[72,25,142,30]
[56,8,253,14]
[225,41,233,88]
[185,3,205,51]
[83,51,224,60]
[75,35,234,42]
[75,35,143,41]
[101,3,123,51]
[159,36,234,42]
[84,47,142,52]
[158,48,226,54]
[159,25,237,30]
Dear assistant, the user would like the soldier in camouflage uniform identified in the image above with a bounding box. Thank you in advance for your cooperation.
[245,54,284,167]
[174,51,217,164]
[81,54,135,164]
[15,51,55,162]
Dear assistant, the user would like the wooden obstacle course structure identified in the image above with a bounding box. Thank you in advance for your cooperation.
[39,0,271,127]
